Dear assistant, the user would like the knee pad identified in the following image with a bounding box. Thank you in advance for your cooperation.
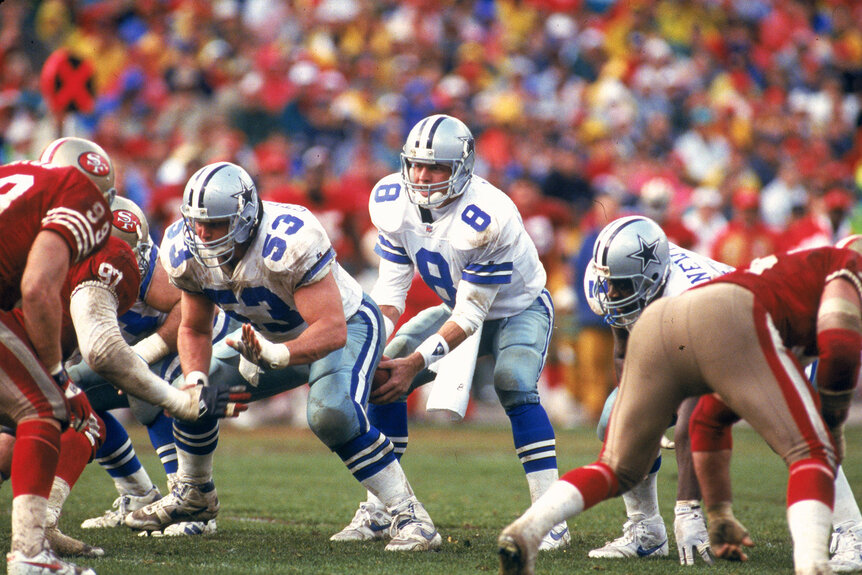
[306,384,359,448]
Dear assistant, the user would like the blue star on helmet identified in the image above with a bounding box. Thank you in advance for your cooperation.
[233,182,255,207]
[628,236,661,272]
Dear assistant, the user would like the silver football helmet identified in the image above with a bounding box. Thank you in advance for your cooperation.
[588,215,670,328]
[39,137,117,204]
[180,162,260,268]
[110,196,152,279]
[400,114,475,208]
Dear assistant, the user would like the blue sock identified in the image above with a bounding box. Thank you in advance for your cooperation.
[507,403,557,473]
[95,411,144,479]
[147,412,178,475]
[334,428,396,482]
[173,418,219,456]
[368,402,408,460]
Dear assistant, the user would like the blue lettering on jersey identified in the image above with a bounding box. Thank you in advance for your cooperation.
[670,250,715,286]
[263,213,305,261]
[415,248,457,307]
[118,310,161,338]
[166,220,191,268]
[373,183,401,203]
[202,286,304,333]
[461,204,491,232]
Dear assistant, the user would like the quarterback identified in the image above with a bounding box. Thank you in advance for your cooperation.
[334,114,568,550]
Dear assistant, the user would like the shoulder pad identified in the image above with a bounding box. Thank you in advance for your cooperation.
[259,205,332,274]
[448,184,510,251]
[369,173,410,234]
[159,218,195,283]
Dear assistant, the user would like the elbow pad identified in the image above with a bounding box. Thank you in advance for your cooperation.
[816,328,862,394]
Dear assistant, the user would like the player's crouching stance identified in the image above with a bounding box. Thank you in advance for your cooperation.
[499,246,861,575]
[124,162,440,551]
[333,114,568,551]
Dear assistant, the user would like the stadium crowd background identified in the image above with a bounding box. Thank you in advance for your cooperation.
[2,0,862,426]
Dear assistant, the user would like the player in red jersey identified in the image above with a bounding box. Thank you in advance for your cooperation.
[0,137,114,575]
[498,246,861,575]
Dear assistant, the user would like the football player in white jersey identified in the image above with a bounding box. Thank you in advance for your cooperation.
[582,215,731,565]
[125,162,441,551]
[68,196,234,536]
[332,114,569,550]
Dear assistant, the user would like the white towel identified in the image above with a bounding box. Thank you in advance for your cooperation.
[425,326,482,421]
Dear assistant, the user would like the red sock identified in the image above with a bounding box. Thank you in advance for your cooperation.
[787,458,835,508]
[561,462,619,511]
[12,419,60,498]
[55,426,99,489]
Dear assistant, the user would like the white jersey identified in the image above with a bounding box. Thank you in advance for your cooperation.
[369,173,546,320]
[160,201,363,343]
[585,242,733,321]
[118,237,166,345]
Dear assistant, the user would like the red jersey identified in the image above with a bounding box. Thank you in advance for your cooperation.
[0,161,112,310]
[59,236,141,357]
[707,247,862,356]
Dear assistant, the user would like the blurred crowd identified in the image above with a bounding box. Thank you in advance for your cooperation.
[2,0,862,425]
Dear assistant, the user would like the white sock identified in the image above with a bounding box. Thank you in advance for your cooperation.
[112,467,155,496]
[622,471,660,521]
[509,480,582,548]
[526,468,559,503]
[833,467,862,528]
[11,494,48,557]
[360,460,414,510]
[788,499,832,571]
[364,490,385,508]
[177,449,213,485]
[46,477,70,528]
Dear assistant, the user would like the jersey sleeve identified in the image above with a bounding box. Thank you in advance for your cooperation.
[262,207,335,289]
[68,237,141,315]
[159,218,203,293]
[42,168,112,262]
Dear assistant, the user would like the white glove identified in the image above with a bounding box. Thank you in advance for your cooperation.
[238,354,261,386]
[227,324,290,370]
[674,502,713,565]
[660,434,676,450]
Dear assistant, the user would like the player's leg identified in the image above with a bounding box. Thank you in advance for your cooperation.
[492,290,570,551]
[68,362,164,529]
[591,387,668,559]
[499,295,696,574]
[829,467,862,572]
[0,314,94,574]
[318,296,440,551]
[693,285,835,574]
[334,305,448,541]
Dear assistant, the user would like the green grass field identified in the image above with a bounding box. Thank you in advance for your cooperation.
[2,422,860,575]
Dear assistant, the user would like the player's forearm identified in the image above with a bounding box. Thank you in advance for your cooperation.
[177,324,214,374]
[70,286,188,410]
[21,285,64,372]
[412,320,468,369]
[285,315,347,365]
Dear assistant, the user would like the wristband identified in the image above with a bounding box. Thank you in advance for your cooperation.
[131,333,170,364]
[185,370,208,387]
[415,333,449,369]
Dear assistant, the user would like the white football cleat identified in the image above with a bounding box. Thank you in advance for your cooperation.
[138,520,217,538]
[538,522,571,551]
[385,499,442,551]
[588,515,669,559]
[7,549,95,575]
[125,480,218,531]
[830,523,862,573]
[80,486,161,529]
[674,503,712,565]
[330,502,392,541]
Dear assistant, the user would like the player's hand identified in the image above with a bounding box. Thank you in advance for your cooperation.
[674,503,712,565]
[59,376,96,433]
[706,503,754,562]
[660,434,676,450]
[369,355,420,404]
[227,324,290,370]
[172,374,250,421]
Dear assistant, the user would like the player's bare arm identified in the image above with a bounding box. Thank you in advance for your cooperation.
[178,290,217,375]
[20,230,71,373]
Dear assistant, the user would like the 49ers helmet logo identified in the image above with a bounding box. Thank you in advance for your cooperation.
[112,209,141,234]
[78,151,111,177]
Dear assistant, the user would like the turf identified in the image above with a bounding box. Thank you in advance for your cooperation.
[2,422,860,574]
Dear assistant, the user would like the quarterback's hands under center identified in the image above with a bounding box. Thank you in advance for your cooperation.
[369,355,420,404]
